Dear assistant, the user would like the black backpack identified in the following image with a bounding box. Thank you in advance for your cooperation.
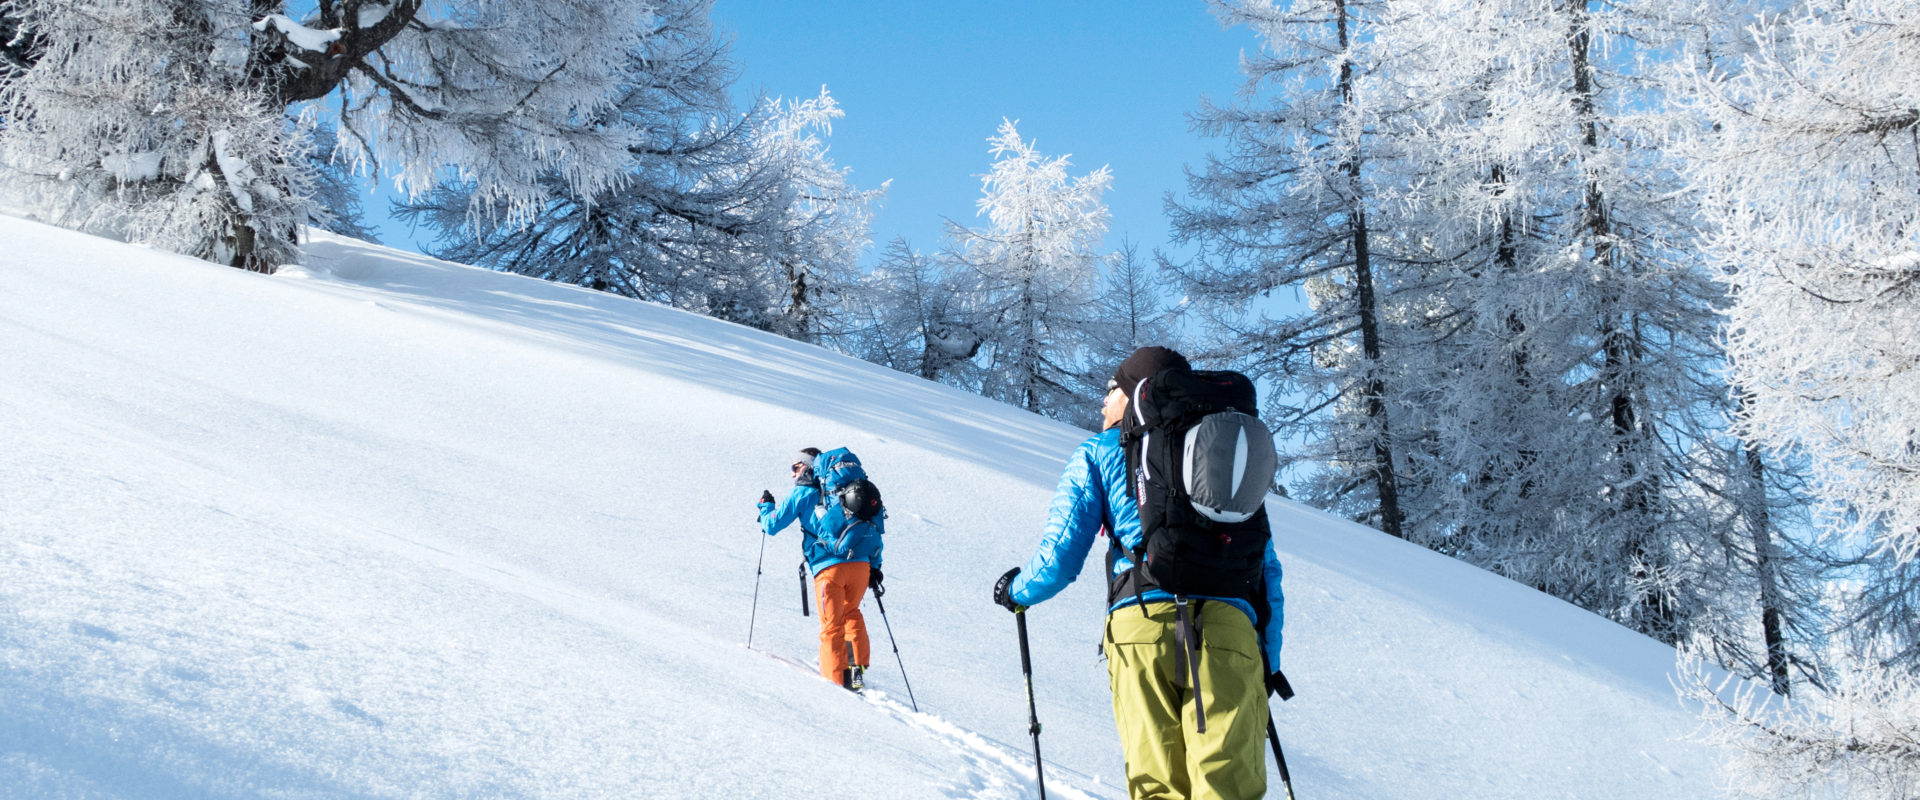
[1112,367,1278,604]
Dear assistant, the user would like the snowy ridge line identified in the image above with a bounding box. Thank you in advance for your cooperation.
[743,645,1114,799]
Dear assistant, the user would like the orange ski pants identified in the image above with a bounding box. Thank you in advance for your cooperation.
[812,561,872,682]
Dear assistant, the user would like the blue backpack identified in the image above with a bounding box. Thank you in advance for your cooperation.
[814,448,884,522]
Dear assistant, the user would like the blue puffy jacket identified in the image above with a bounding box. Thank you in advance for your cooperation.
[761,480,884,574]
[1009,427,1286,669]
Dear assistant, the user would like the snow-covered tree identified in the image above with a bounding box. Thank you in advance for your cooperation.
[1695,0,1920,573]
[396,1,746,304]
[1683,651,1920,800]
[306,124,375,242]
[1370,0,1736,643]
[1177,0,1818,654]
[850,237,983,385]
[1664,419,1827,695]
[946,119,1112,423]
[408,76,878,337]
[1100,240,1177,360]
[1170,0,1412,538]
[1680,1,1920,793]
[748,89,885,343]
[1,0,657,270]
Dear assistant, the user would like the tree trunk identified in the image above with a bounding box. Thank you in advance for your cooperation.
[1566,0,1672,640]
[1337,0,1405,539]
[1472,163,1538,523]
[1738,390,1792,696]
[208,0,428,272]
[201,147,270,273]
[787,257,813,342]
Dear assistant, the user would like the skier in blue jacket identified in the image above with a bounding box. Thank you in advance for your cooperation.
[993,346,1287,800]
[759,448,884,690]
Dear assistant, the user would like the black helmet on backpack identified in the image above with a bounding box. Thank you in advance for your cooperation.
[841,479,883,522]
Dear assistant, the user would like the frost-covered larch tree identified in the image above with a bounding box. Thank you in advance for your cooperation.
[305,124,375,242]
[400,0,747,308]
[1101,240,1177,360]
[407,79,879,338]
[748,89,885,344]
[1696,0,1920,589]
[1663,419,1826,696]
[1179,0,1810,655]
[946,119,1112,423]
[1364,0,1738,644]
[1682,2,1920,794]
[850,236,983,386]
[1,0,656,271]
[1170,0,1412,538]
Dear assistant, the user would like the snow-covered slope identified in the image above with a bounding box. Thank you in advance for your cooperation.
[0,215,1731,798]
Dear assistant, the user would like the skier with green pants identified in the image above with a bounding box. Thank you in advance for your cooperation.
[994,346,1288,800]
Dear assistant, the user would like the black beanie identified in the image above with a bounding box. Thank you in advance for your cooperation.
[1110,346,1189,398]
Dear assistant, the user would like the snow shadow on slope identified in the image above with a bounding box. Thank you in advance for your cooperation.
[301,235,1077,488]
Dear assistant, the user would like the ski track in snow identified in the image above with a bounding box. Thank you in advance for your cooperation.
[336,515,1109,800]
[748,646,1111,800]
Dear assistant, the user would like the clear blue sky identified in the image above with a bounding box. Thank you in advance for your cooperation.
[708,0,1258,264]
[377,2,1260,268]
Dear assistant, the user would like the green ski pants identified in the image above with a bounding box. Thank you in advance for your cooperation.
[1104,600,1268,800]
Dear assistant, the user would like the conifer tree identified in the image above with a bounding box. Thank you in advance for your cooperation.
[945,119,1112,423]
[1680,2,1919,793]
[408,82,878,336]
[1368,0,1714,640]
[1,0,660,270]
[853,237,983,385]
[1171,0,1410,536]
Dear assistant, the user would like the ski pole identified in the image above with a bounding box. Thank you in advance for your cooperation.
[1264,659,1297,798]
[1267,718,1296,800]
[747,529,768,648]
[1015,608,1047,800]
[872,589,918,712]
[799,562,811,617]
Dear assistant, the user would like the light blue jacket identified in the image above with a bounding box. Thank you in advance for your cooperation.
[761,482,884,574]
[1009,427,1286,669]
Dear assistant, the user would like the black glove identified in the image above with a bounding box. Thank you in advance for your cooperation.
[1268,669,1295,701]
[869,567,884,598]
[759,489,775,504]
[992,567,1022,612]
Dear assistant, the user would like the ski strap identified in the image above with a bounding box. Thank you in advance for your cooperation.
[1174,596,1208,734]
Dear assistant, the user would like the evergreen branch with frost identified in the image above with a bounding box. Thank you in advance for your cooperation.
[1681,654,1920,799]
[349,62,441,119]
[1,0,663,270]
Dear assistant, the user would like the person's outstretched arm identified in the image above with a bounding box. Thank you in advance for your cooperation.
[1008,438,1108,608]
[761,484,819,537]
